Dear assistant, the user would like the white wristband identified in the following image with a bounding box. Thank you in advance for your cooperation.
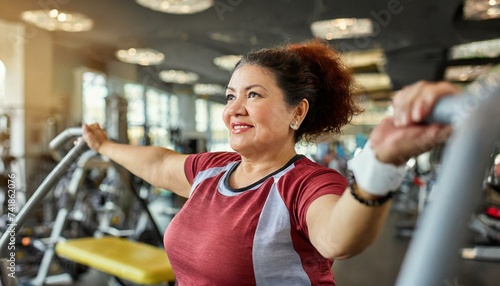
[347,140,406,196]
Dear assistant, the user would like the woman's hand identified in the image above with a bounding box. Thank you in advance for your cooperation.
[82,123,109,152]
[370,81,460,165]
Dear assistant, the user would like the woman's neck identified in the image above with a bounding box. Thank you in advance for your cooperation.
[229,147,297,188]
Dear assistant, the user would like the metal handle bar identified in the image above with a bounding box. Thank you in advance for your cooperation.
[424,72,500,125]
[397,71,500,286]
[48,127,83,151]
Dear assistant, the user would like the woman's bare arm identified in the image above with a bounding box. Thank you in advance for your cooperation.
[82,123,191,197]
[307,81,458,260]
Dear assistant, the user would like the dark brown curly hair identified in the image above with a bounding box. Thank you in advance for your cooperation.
[234,40,362,143]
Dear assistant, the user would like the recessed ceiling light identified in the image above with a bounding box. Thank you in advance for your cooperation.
[311,18,373,40]
[464,0,500,20]
[136,0,213,14]
[340,49,386,69]
[21,9,93,32]
[115,48,165,66]
[444,65,492,82]
[213,55,242,72]
[354,73,392,92]
[194,83,225,95]
[160,70,199,84]
[450,38,500,59]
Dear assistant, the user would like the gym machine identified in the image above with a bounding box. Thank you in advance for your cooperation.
[396,70,500,285]
[0,112,25,217]
[0,128,175,286]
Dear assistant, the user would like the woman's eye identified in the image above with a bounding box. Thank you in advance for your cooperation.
[226,94,235,101]
[248,92,259,98]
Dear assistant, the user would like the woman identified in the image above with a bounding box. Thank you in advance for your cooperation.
[82,40,456,285]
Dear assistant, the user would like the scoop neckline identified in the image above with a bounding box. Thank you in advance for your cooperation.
[224,154,305,193]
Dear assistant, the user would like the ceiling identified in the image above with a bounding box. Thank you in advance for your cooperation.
[0,0,499,101]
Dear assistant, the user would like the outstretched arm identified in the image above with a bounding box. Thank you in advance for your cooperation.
[82,123,191,198]
[307,81,459,260]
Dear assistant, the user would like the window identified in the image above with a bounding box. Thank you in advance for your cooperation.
[146,89,162,126]
[124,83,173,147]
[82,71,107,125]
[207,101,231,151]
[124,83,145,145]
[124,83,145,125]
[146,88,169,147]
[195,98,208,133]
[169,95,179,129]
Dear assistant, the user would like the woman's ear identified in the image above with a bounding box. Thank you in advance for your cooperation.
[294,98,309,124]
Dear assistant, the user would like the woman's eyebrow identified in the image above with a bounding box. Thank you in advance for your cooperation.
[225,84,268,91]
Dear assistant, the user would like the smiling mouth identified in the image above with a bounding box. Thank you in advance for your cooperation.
[232,124,253,133]
[233,125,252,130]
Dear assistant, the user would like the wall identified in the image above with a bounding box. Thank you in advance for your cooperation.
[0,18,25,157]
[174,85,197,133]
[24,26,54,156]
[107,59,138,89]
[0,16,111,195]
[53,45,105,128]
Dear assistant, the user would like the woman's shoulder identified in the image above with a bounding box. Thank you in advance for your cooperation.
[188,151,241,169]
[294,155,330,170]
[278,156,347,210]
[292,155,347,183]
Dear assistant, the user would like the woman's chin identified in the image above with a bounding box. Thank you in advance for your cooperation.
[229,142,245,153]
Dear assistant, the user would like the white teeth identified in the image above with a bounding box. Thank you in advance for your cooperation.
[234,125,250,129]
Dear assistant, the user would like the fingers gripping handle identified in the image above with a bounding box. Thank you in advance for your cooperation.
[424,72,500,125]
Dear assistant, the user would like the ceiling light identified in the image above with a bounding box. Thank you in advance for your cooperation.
[449,39,500,59]
[194,83,225,95]
[21,9,93,32]
[444,65,492,82]
[464,0,500,20]
[213,55,242,72]
[209,32,238,44]
[351,100,392,126]
[115,48,165,66]
[354,73,392,92]
[311,18,373,40]
[340,49,386,69]
[160,70,199,84]
[136,0,213,14]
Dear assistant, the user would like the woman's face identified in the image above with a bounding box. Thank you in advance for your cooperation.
[223,64,296,157]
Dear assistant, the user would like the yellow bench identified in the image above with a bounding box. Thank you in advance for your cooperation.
[55,237,175,285]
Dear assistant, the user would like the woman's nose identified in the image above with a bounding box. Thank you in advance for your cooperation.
[226,95,247,116]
